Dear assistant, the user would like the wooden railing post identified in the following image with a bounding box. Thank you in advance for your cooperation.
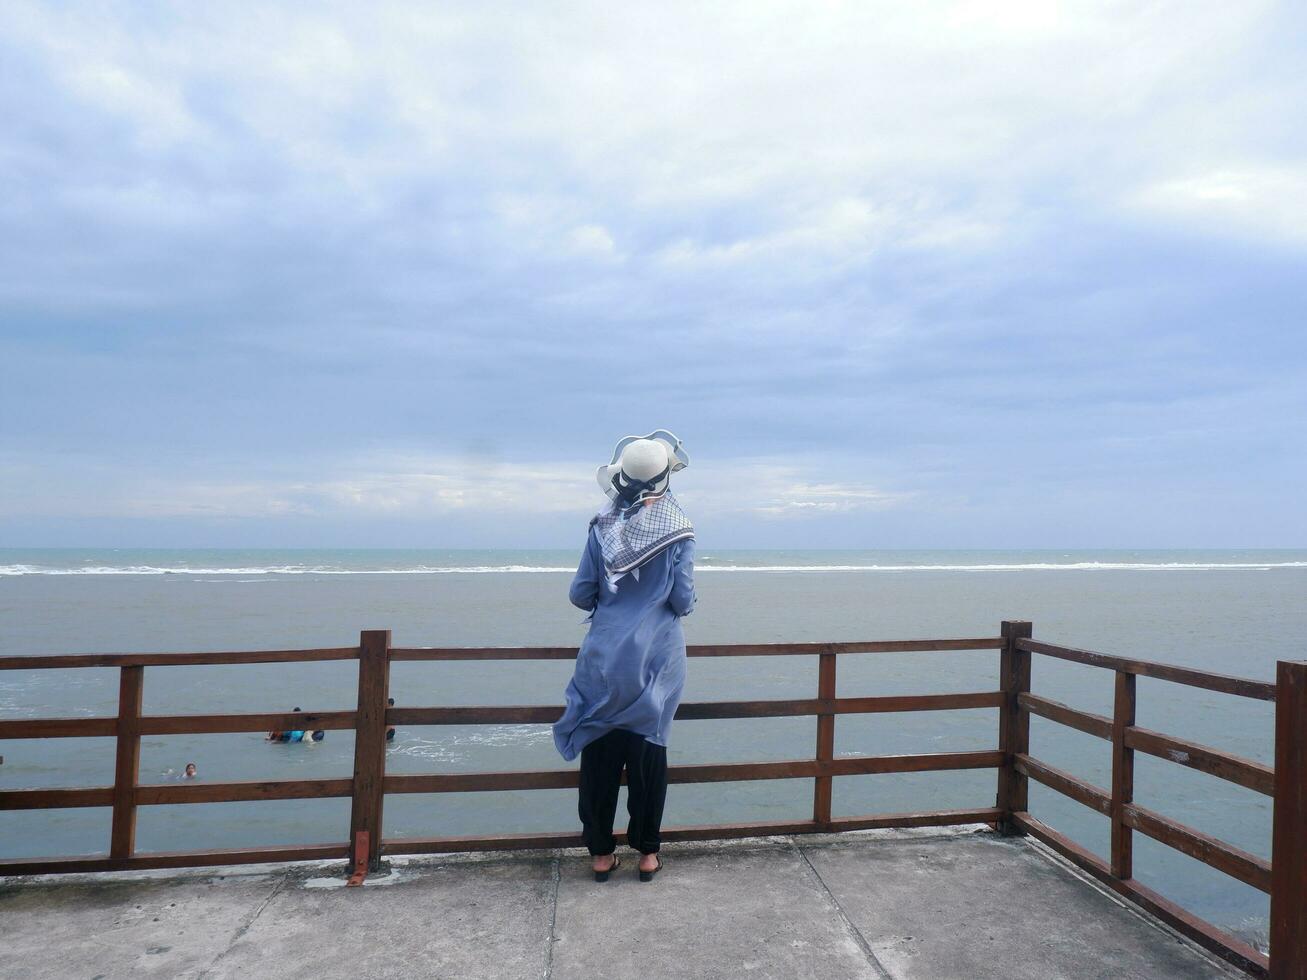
[812,650,837,830]
[349,629,391,872]
[1110,670,1136,879]
[109,665,144,859]
[996,620,1032,834]
[1270,660,1307,980]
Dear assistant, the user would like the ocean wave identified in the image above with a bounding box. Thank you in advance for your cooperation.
[387,726,554,764]
[697,561,1307,572]
[0,564,576,576]
[2,561,1305,576]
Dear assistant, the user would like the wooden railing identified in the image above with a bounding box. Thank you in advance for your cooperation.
[1000,629,1304,980]
[0,622,1302,979]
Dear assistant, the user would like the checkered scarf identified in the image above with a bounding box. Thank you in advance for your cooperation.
[592,491,694,590]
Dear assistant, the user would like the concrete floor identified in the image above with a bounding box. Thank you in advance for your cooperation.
[0,826,1244,980]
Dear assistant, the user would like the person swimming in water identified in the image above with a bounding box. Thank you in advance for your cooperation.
[267,707,308,742]
[264,708,324,743]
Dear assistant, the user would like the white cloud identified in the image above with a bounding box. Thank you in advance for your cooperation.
[0,450,913,522]
[675,461,913,519]
[1132,167,1307,245]
[750,482,913,516]
[3,0,1294,299]
[0,457,590,520]
[567,224,618,257]
[0,2,1303,547]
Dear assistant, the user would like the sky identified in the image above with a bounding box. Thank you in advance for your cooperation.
[1,1,1304,549]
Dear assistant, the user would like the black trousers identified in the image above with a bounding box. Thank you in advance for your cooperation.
[578,728,668,855]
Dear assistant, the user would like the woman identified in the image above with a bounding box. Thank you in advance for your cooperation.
[552,430,697,883]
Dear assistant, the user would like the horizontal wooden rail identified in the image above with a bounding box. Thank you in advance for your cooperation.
[1015,754,1271,892]
[1124,726,1274,797]
[389,691,1002,726]
[384,750,1003,795]
[0,717,119,739]
[0,780,359,810]
[1011,812,1269,977]
[0,787,115,810]
[390,638,1005,661]
[1017,638,1276,701]
[0,638,1005,670]
[1018,693,1112,740]
[389,646,579,662]
[139,711,358,736]
[1123,802,1271,893]
[8,696,990,741]
[0,843,349,877]
[1014,754,1111,817]
[0,711,358,739]
[0,753,1003,812]
[380,808,1005,856]
[0,648,360,670]
[1017,692,1271,795]
[827,691,1002,713]
[383,823,817,854]
[828,807,1003,833]
[135,778,355,806]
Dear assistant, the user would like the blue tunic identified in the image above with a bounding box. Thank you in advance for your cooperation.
[552,531,697,761]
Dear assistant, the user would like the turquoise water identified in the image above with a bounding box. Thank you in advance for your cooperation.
[3,548,1305,945]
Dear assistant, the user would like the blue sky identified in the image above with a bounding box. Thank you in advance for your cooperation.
[1,2,1304,548]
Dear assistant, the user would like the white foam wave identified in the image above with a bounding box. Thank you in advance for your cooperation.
[1,560,1304,576]
[696,561,1307,572]
[0,564,576,576]
[387,726,554,764]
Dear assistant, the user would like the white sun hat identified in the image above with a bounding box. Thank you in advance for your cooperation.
[596,429,690,505]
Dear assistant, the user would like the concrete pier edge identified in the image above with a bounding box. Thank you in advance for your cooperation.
[0,825,1250,979]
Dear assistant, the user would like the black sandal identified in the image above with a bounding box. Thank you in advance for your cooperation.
[638,854,662,883]
[593,854,620,882]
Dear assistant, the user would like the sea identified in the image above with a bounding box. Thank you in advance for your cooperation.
[3,547,1305,946]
